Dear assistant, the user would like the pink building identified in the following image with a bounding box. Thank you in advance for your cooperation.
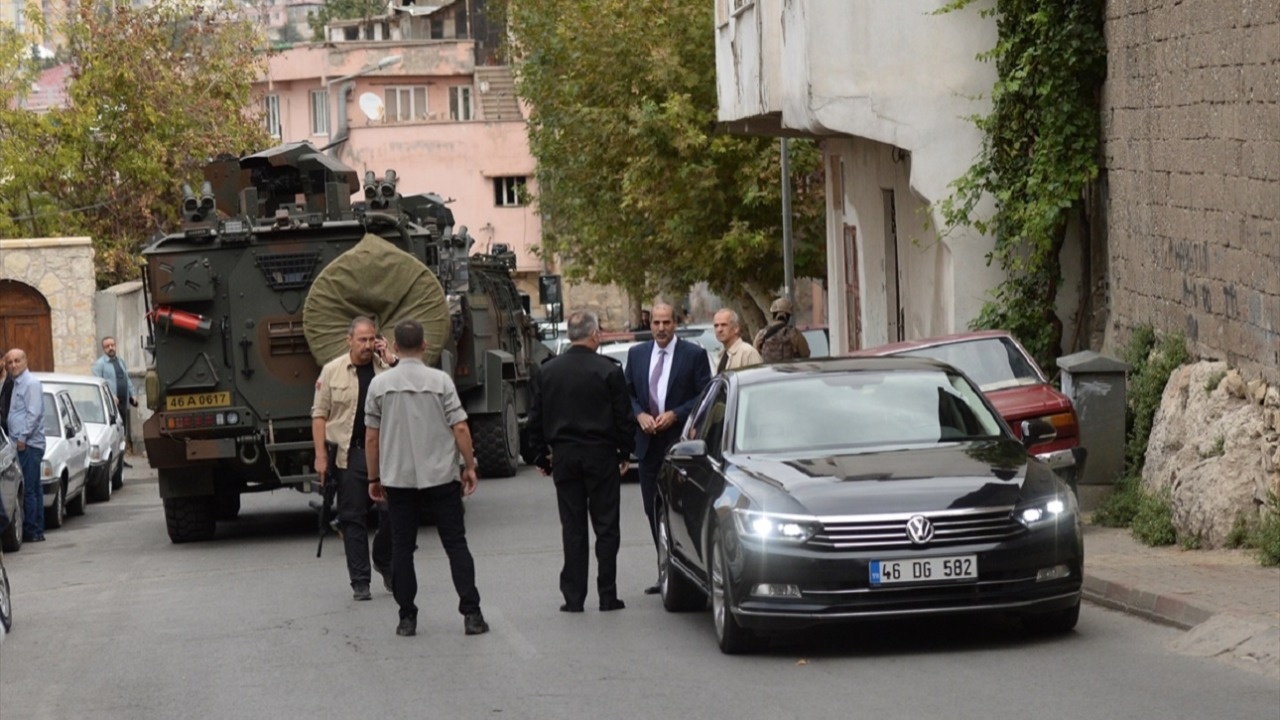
[255,5,542,285]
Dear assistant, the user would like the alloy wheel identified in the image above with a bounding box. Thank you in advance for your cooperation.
[711,536,727,640]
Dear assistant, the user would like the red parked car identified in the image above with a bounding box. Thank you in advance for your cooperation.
[854,330,1086,488]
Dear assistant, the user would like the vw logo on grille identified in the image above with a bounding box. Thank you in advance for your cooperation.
[906,515,935,545]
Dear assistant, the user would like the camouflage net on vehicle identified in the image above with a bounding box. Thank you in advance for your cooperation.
[303,233,451,366]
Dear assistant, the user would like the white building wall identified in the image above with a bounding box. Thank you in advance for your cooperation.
[718,0,1013,352]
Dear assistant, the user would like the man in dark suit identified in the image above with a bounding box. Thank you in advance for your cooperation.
[528,310,635,613]
[625,303,712,594]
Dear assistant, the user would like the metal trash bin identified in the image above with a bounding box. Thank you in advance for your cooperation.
[1056,351,1129,499]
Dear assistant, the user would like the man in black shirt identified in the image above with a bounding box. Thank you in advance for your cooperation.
[528,310,636,613]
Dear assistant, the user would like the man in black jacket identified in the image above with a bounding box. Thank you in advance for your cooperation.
[527,310,636,613]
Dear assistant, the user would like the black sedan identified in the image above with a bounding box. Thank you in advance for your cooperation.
[656,357,1082,653]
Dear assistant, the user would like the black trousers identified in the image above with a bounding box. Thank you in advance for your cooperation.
[638,428,680,549]
[337,447,391,587]
[385,482,481,621]
[552,444,622,607]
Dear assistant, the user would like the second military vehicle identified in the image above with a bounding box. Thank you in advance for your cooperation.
[141,142,549,543]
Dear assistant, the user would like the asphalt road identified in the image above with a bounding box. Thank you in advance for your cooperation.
[1,465,1277,720]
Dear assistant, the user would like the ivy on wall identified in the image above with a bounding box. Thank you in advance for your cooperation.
[937,0,1107,369]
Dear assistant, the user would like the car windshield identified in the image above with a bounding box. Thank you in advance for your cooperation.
[734,369,1004,453]
[895,337,1041,391]
[57,384,107,423]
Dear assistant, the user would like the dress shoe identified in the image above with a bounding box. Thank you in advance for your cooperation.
[599,599,626,612]
[643,583,661,595]
[464,611,490,635]
[559,603,584,613]
[352,583,372,601]
[396,617,416,637]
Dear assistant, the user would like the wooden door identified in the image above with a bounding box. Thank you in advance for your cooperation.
[0,280,55,371]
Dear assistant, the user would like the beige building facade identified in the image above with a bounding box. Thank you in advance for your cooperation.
[0,237,98,373]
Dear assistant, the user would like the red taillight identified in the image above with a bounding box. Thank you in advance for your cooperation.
[1044,411,1078,438]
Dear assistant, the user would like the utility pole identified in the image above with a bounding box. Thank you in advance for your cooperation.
[781,138,795,310]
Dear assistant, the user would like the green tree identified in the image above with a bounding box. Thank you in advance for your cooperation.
[0,0,271,286]
[504,0,825,322]
[308,0,385,41]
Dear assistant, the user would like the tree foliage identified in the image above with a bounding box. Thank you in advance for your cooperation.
[937,0,1107,368]
[0,0,270,287]
[308,0,385,41]
[503,0,825,317]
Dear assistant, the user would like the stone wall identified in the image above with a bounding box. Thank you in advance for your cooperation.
[0,237,98,373]
[1101,0,1279,385]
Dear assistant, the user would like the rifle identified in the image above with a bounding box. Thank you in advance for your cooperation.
[314,441,339,558]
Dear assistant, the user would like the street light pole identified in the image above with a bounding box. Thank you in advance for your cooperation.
[324,54,402,158]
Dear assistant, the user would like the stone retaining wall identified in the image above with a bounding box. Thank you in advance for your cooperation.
[1102,0,1279,384]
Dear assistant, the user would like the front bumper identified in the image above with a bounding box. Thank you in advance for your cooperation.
[724,518,1083,631]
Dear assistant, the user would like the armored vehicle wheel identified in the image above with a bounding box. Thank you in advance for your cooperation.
[163,496,216,543]
[472,385,520,479]
[1,486,23,552]
[46,480,65,530]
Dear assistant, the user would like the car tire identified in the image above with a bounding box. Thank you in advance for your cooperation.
[88,465,113,503]
[163,496,216,543]
[0,557,12,634]
[110,456,124,491]
[1022,600,1081,635]
[67,479,87,516]
[45,480,65,530]
[658,507,704,612]
[710,530,757,654]
[0,486,22,552]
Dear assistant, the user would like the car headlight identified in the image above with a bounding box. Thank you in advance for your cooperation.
[1015,493,1076,528]
[89,444,103,462]
[41,460,52,479]
[732,509,820,543]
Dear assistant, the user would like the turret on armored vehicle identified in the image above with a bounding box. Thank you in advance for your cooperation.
[141,142,549,543]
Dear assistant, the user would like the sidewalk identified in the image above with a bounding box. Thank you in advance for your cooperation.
[1083,522,1280,679]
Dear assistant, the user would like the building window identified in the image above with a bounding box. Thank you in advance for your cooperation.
[494,176,527,207]
[455,6,468,37]
[264,94,281,138]
[385,86,428,122]
[431,17,444,39]
[310,89,329,135]
[449,86,472,121]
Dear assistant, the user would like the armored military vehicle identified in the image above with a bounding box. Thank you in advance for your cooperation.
[141,142,549,543]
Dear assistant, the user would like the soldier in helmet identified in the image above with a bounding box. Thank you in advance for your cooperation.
[753,297,811,362]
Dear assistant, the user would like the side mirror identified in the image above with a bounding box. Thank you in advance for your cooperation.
[668,439,707,461]
[1020,418,1057,449]
[65,426,76,440]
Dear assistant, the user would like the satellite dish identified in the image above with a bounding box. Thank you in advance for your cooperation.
[358,92,385,121]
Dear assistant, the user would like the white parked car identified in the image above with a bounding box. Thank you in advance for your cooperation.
[0,427,24,552]
[35,372,126,501]
[41,389,91,529]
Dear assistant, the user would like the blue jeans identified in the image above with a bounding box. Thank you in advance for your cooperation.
[19,445,45,540]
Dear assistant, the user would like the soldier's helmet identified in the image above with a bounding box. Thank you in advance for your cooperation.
[769,297,794,316]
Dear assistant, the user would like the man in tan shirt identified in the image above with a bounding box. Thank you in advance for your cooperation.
[311,316,397,601]
[713,309,763,373]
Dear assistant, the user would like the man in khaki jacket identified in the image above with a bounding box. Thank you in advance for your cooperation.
[312,316,397,601]
[713,309,763,374]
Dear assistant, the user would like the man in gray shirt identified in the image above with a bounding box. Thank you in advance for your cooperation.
[365,319,489,639]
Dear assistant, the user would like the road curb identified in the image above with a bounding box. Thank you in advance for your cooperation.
[1082,573,1215,630]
